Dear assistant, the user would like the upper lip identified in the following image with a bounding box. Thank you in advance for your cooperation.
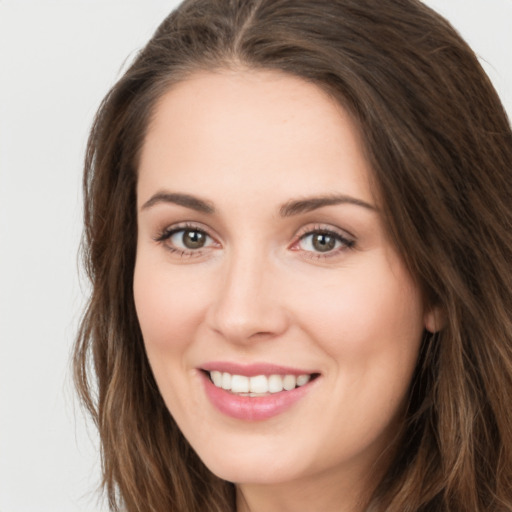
[199,361,318,377]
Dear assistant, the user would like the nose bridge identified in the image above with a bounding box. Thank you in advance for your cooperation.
[207,243,288,342]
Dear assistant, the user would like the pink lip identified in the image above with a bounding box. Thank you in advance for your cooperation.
[200,361,316,377]
[198,365,319,422]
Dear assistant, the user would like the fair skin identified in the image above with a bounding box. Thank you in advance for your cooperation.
[134,69,436,512]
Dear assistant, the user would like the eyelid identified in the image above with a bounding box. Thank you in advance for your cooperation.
[154,221,216,240]
[153,221,221,256]
[293,223,355,241]
[290,223,356,257]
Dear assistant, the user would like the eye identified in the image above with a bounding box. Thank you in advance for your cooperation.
[170,228,211,250]
[300,232,340,252]
[154,224,217,256]
[294,228,355,256]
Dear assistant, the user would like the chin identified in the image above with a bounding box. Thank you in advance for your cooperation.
[206,458,302,486]
[188,430,327,486]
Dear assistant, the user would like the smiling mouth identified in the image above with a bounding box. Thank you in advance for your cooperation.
[203,370,319,396]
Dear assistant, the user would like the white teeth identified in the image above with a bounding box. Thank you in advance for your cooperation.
[296,374,311,386]
[221,372,231,390]
[211,371,222,387]
[249,375,268,393]
[268,374,284,393]
[209,371,313,394]
[283,374,296,391]
[231,374,249,393]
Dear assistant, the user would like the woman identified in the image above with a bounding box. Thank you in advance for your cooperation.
[74,0,512,510]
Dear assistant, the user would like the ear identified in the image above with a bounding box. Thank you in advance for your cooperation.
[424,305,446,333]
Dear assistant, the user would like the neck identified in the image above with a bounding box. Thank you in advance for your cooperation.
[235,464,376,512]
[234,410,403,512]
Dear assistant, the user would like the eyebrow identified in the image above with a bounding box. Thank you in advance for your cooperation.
[141,192,215,214]
[279,194,376,217]
[140,190,375,216]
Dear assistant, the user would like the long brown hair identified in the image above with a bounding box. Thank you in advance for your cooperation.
[74,0,512,510]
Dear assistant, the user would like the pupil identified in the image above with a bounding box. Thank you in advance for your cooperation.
[313,233,335,252]
[183,230,205,249]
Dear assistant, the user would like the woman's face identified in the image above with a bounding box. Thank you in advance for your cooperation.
[134,70,433,495]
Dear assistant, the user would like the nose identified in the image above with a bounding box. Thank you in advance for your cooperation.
[206,249,290,344]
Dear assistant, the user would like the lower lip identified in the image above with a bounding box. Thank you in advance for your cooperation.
[200,372,316,421]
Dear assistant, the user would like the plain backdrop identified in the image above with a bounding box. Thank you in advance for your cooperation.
[0,1,511,511]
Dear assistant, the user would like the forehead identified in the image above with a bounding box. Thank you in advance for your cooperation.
[138,69,373,207]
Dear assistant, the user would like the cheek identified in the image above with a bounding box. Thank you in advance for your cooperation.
[133,256,212,418]
[133,257,205,355]
[293,261,424,447]
[291,254,425,412]
[300,258,423,353]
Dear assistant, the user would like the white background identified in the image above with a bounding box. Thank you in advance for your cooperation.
[0,1,510,511]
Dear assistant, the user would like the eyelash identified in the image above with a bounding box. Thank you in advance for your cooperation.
[154,223,214,258]
[154,223,356,260]
[293,225,355,260]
